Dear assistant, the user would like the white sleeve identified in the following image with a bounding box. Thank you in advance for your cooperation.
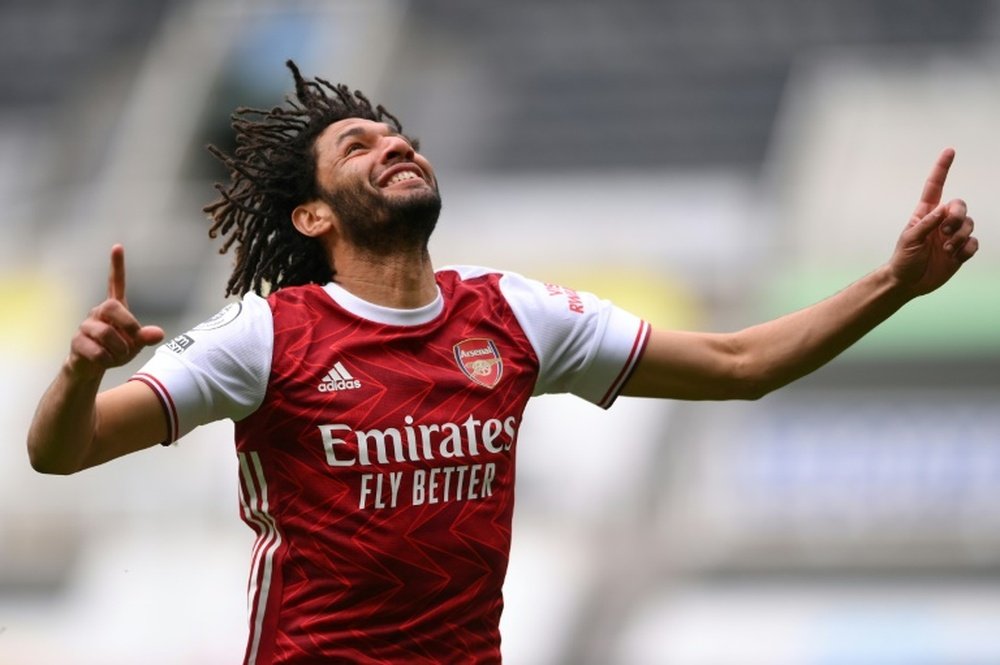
[497,271,650,409]
[130,293,273,443]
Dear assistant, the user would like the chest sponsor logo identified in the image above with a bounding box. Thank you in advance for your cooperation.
[454,338,503,389]
[316,413,519,510]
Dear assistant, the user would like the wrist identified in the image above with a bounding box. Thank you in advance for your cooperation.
[62,354,106,384]
[877,264,918,305]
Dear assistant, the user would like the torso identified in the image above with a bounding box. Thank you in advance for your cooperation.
[235,271,539,664]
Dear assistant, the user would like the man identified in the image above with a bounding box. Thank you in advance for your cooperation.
[27,61,978,664]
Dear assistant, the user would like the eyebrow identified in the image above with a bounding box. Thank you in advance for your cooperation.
[335,124,404,148]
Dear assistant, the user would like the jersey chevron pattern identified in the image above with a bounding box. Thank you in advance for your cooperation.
[236,272,539,663]
[132,266,650,664]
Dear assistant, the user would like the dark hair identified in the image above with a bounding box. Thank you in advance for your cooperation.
[204,60,407,297]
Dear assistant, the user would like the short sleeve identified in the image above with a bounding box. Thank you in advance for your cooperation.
[130,293,274,443]
[497,271,651,408]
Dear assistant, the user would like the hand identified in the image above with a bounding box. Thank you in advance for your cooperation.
[67,244,165,379]
[889,148,979,297]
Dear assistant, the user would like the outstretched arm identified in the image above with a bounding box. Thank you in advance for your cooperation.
[27,245,168,474]
[624,148,979,401]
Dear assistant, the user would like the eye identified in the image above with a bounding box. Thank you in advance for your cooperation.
[344,141,376,156]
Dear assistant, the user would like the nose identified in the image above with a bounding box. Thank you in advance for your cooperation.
[378,134,415,163]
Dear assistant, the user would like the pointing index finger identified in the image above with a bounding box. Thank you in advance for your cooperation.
[108,244,127,304]
[917,148,956,209]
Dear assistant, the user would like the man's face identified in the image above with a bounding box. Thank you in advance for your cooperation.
[312,118,441,255]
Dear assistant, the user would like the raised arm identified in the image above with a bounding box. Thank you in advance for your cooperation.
[624,148,979,401]
[27,245,168,474]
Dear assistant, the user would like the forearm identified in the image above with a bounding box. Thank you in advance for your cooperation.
[734,264,910,397]
[27,360,103,474]
[627,150,976,403]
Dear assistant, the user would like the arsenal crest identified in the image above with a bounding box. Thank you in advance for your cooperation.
[454,338,503,388]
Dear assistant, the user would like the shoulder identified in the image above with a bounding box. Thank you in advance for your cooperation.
[264,283,329,307]
[175,291,272,342]
[437,265,587,312]
[262,284,340,329]
[435,265,544,297]
[150,292,274,367]
[435,264,505,282]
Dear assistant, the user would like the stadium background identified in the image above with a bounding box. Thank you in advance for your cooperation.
[1,1,999,663]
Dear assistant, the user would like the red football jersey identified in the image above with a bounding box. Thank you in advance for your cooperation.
[133,266,650,664]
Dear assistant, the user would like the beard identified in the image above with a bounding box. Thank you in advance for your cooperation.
[320,178,442,256]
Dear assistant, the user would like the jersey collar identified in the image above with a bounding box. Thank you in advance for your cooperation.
[322,281,444,326]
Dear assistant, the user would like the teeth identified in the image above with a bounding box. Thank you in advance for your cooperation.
[387,170,419,185]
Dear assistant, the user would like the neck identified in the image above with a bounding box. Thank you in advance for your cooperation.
[331,247,437,309]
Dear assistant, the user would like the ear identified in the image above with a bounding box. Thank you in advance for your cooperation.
[291,200,336,238]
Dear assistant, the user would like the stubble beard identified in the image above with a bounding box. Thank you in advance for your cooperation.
[321,179,442,256]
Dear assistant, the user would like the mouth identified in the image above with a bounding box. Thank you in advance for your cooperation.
[377,164,428,189]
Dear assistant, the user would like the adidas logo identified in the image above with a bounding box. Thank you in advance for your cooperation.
[318,361,363,393]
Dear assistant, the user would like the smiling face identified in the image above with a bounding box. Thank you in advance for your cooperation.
[311,118,442,255]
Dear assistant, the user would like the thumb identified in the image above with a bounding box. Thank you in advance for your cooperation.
[137,325,166,347]
[906,205,946,244]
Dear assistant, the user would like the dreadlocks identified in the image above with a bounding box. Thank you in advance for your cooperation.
[204,60,408,297]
